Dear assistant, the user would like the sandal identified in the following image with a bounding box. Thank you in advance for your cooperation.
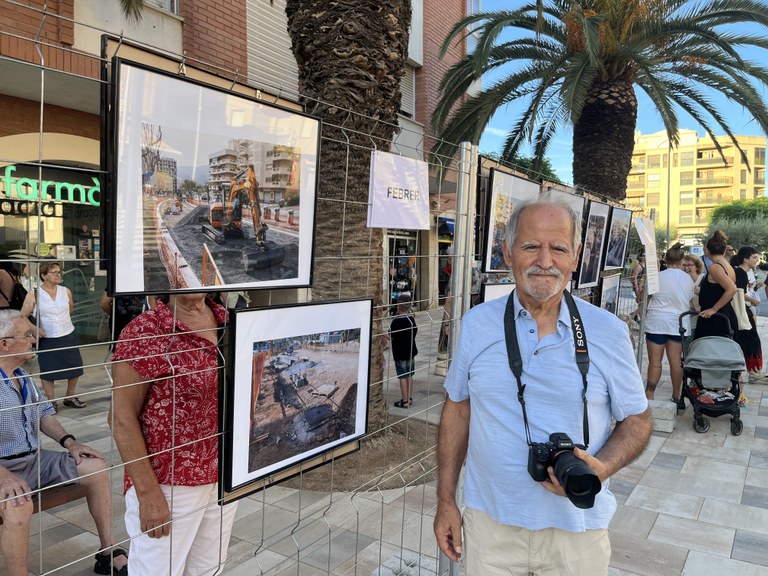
[671,397,685,411]
[394,399,411,408]
[94,548,128,575]
[63,397,87,409]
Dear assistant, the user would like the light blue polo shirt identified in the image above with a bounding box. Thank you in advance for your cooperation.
[444,291,647,532]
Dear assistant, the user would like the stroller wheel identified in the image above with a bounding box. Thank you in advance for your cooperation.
[731,419,744,436]
[693,417,710,434]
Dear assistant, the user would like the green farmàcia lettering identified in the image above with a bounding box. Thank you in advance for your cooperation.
[1,165,101,208]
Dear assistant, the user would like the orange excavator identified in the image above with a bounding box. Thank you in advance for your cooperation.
[203,164,285,269]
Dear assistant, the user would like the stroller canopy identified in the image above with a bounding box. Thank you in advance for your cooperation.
[684,336,746,372]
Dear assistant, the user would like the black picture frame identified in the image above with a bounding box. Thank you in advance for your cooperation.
[577,201,610,289]
[603,207,633,270]
[483,168,540,273]
[221,299,372,499]
[107,59,320,295]
[599,273,621,316]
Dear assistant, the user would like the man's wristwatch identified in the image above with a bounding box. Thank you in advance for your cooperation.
[59,434,76,448]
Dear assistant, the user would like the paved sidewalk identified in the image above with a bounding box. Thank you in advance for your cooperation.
[8,307,768,575]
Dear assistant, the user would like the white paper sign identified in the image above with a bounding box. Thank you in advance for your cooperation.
[634,217,659,295]
[367,150,430,230]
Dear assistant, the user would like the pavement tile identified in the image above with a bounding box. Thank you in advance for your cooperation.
[638,467,743,503]
[742,484,768,510]
[609,531,688,576]
[651,452,687,471]
[647,514,735,557]
[750,452,768,469]
[732,530,768,568]
[610,479,637,505]
[625,485,704,519]
[699,498,768,536]
[608,504,658,537]
[683,550,768,576]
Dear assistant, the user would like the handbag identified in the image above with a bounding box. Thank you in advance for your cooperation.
[733,289,752,331]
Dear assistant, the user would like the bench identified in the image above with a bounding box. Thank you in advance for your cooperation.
[0,482,88,524]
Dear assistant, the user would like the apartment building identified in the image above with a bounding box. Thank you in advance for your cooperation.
[626,129,767,241]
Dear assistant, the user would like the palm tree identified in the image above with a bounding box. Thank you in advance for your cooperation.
[119,0,412,429]
[285,1,411,430]
[433,0,768,200]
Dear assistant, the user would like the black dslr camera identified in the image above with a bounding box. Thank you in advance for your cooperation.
[528,432,602,509]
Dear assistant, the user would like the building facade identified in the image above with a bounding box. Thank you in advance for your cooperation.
[626,129,767,242]
[0,0,468,314]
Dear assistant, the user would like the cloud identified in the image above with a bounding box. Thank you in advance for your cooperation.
[483,127,508,138]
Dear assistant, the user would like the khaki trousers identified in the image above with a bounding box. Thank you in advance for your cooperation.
[463,507,611,576]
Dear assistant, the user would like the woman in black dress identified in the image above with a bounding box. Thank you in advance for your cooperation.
[731,246,763,376]
[694,230,737,339]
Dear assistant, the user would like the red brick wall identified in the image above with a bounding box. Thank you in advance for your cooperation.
[180,0,248,74]
[0,95,99,139]
[419,0,466,144]
[0,0,98,78]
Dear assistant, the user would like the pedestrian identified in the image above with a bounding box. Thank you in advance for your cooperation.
[694,230,737,339]
[0,310,128,576]
[730,247,763,379]
[390,293,418,408]
[643,243,694,409]
[110,293,238,576]
[433,200,652,576]
[20,262,85,410]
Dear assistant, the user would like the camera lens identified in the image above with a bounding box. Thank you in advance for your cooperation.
[552,451,601,509]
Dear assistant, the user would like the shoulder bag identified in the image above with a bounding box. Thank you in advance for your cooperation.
[733,288,752,331]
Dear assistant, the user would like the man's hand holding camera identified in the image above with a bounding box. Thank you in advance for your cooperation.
[539,446,609,499]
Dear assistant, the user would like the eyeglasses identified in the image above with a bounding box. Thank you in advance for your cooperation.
[47,270,62,276]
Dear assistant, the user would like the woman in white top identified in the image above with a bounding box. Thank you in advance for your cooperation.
[644,243,694,409]
[21,261,85,410]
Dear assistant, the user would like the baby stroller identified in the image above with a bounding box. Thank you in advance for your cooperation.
[678,311,745,436]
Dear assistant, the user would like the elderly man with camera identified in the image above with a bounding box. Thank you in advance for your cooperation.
[434,201,652,575]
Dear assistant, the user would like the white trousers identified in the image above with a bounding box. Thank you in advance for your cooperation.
[125,483,238,576]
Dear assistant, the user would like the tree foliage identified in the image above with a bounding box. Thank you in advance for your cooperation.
[710,197,768,223]
[433,0,768,200]
[706,216,768,252]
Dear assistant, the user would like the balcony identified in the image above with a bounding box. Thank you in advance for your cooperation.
[627,181,646,189]
[697,194,728,205]
[697,156,732,166]
[696,176,733,186]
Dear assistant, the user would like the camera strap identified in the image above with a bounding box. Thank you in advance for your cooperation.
[503,290,590,448]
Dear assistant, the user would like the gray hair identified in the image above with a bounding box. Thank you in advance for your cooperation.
[0,309,23,339]
[504,199,582,252]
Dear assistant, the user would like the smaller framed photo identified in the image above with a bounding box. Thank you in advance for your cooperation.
[481,282,515,303]
[577,201,610,288]
[603,207,632,270]
[483,168,540,273]
[222,299,372,499]
[599,274,621,316]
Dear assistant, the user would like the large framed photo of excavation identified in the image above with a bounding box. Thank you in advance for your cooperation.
[222,299,372,498]
[483,168,540,273]
[108,59,320,295]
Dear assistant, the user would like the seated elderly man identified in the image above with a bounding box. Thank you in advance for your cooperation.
[0,310,128,576]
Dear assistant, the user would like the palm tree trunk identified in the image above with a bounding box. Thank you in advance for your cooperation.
[572,80,637,200]
[286,1,411,431]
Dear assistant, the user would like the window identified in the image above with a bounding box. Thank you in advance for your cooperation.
[680,171,693,185]
[741,169,748,184]
[647,193,660,205]
[679,210,693,224]
[679,192,693,204]
[144,0,180,14]
[698,150,716,160]
[681,151,694,166]
[647,154,661,169]
[647,174,660,188]
[632,156,646,170]
[741,189,748,200]
[756,147,766,165]
[756,168,765,185]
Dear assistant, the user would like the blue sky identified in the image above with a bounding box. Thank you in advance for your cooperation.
[475,1,768,184]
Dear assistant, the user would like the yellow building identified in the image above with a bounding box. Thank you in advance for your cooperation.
[626,130,766,242]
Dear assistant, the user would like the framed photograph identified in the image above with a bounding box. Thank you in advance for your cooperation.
[481,282,515,303]
[108,59,320,295]
[603,207,632,270]
[577,201,610,289]
[540,185,585,229]
[222,299,372,497]
[599,273,621,315]
[483,168,540,273]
